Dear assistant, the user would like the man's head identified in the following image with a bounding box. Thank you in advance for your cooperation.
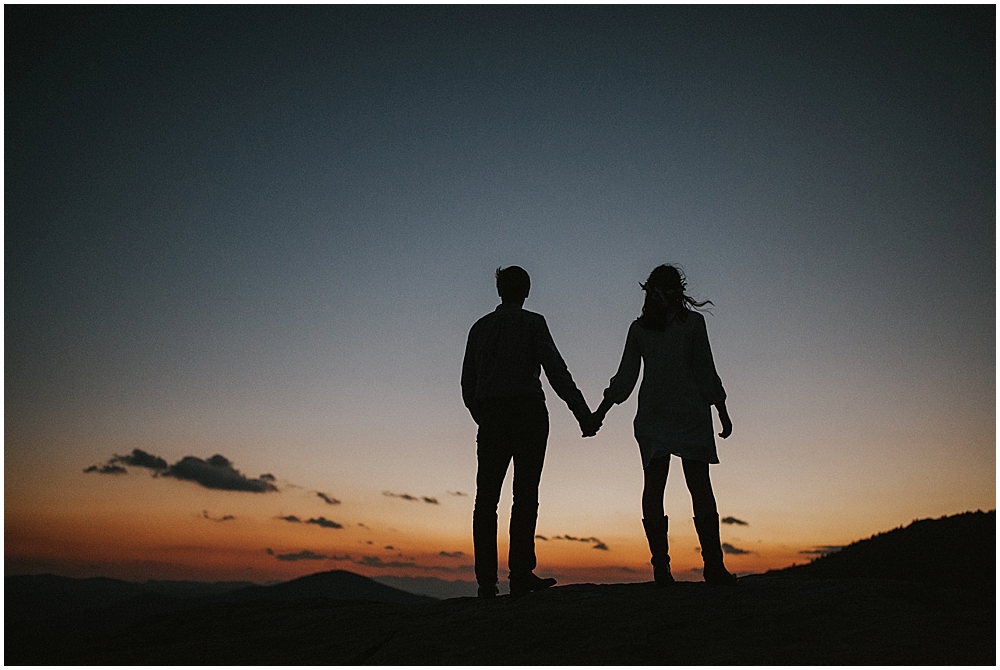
[495,265,530,304]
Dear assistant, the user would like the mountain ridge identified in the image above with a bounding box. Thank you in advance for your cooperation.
[6,510,993,664]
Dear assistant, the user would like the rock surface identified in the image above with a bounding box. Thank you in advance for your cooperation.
[12,573,992,665]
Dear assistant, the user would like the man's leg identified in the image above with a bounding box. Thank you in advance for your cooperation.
[508,401,553,595]
[508,438,546,575]
[473,419,512,594]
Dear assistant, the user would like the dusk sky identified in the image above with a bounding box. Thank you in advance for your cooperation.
[6,6,994,586]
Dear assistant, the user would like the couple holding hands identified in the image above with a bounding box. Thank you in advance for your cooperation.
[461,264,738,598]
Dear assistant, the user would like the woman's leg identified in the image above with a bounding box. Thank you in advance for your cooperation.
[682,458,737,585]
[641,455,674,585]
[641,455,670,520]
[681,458,717,518]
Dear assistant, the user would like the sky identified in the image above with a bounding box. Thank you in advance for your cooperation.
[6,5,995,587]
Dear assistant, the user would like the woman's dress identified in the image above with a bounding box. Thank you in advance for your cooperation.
[603,311,727,466]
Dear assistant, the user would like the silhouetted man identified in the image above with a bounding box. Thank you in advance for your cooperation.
[462,266,596,598]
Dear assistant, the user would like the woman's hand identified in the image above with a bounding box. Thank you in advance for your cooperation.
[581,399,614,438]
[716,402,733,439]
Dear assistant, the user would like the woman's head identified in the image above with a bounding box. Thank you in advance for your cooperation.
[636,264,712,329]
[642,264,686,298]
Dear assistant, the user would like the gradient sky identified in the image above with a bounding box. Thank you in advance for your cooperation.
[6,6,994,585]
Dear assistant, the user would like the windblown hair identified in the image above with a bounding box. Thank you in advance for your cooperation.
[495,265,530,303]
[635,264,713,331]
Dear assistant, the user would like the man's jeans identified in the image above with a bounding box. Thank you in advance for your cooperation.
[473,397,549,587]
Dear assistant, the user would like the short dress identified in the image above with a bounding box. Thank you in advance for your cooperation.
[602,311,727,467]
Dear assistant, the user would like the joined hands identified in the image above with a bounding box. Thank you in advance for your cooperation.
[579,399,613,438]
[580,412,603,438]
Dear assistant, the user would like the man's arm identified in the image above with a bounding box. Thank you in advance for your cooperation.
[534,318,591,425]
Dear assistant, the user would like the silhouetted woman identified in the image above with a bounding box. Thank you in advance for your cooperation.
[592,265,738,586]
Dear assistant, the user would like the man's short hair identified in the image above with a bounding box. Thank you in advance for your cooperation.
[496,266,530,302]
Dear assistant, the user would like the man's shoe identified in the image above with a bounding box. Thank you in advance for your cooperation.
[477,583,499,598]
[509,572,557,598]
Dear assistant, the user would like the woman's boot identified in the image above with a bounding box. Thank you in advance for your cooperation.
[693,513,739,585]
[694,514,738,586]
[641,515,675,586]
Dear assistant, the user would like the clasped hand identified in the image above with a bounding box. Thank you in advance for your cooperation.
[579,412,602,438]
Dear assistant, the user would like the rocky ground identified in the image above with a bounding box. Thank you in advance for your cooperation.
[17,572,992,665]
[8,511,993,665]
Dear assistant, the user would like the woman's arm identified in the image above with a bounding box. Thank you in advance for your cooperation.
[593,323,642,427]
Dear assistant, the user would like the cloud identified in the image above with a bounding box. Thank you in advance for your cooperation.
[111,449,169,471]
[83,464,128,475]
[535,535,549,541]
[800,545,844,557]
[721,516,749,526]
[383,491,417,501]
[383,491,439,504]
[447,491,468,497]
[552,535,609,550]
[316,492,341,505]
[274,550,328,562]
[85,449,279,493]
[278,515,343,529]
[201,510,235,522]
[721,543,752,555]
[266,549,473,573]
[164,455,278,492]
[358,556,419,569]
[439,551,465,558]
[306,516,343,529]
[266,547,352,561]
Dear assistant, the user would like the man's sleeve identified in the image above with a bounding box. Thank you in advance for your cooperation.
[535,317,591,421]
[461,328,480,420]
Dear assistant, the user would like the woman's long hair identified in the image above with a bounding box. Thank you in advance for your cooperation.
[635,265,713,331]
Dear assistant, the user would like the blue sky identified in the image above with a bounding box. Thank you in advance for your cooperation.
[6,6,994,582]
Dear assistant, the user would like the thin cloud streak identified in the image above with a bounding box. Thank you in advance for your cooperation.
[383,491,439,504]
[551,535,609,550]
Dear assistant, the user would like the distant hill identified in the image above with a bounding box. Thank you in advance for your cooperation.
[224,570,436,605]
[5,573,256,622]
[778,509,995,590]
[5,569,433,664]
[6,569,431,623]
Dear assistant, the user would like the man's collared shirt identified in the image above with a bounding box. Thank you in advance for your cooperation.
[462,303,589,421]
